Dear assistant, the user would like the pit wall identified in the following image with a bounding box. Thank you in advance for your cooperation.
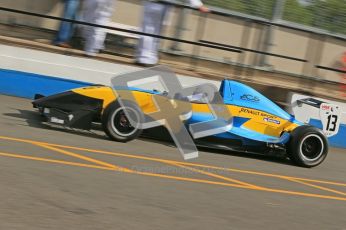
[0,0,345,82]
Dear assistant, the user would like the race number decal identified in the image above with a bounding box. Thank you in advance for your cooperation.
[319,103,341,137]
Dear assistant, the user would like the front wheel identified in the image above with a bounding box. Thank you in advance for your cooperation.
[287,125,328,168]
[102,100,143,142]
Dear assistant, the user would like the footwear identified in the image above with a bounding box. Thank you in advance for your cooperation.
[83,52,96,57]
[134,61,156,68]
[55,42,71,48]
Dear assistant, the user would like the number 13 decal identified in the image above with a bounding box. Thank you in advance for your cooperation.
[320,103,341,137]
[326,114,338,131]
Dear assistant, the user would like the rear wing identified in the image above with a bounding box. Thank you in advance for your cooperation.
[296,98,323,108]
[292,97,342,137]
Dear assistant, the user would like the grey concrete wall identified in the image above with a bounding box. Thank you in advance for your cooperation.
[0,0,345,82]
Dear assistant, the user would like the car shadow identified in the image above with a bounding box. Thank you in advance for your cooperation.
[197,146,294,166]
[3,109,107,140]
[141,128,295,166]
[5,109,48,128]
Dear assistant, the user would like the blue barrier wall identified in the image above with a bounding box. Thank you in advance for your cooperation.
[0,69,92,99]
[0,68,345,149]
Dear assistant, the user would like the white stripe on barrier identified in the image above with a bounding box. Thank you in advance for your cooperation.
[0,44,219,89]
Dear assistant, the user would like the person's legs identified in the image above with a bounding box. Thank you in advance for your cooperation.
[84,0,114,56]
[55,0,80,45]
[83,0,98,55]
[94,0,113,51]
[136,1,169,65]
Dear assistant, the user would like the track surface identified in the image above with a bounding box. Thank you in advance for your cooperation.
[1,94,346,230]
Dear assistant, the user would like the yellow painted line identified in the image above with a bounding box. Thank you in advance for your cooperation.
[0,151,244,188]
[168,162,262,189]
[0,135,184,164]
[0,151,113,170]
[252,187,346,202]
[285,178,346,197]
[0,135,46,144]
[195,166,346,187]
[35,143,133,172]
[133,171,246,188]
[1,150,346,202]
[0,150,346,201]
[54,143,346,187]
[290,178,346,187]
[1,135,346,189]
[81,171,346,201]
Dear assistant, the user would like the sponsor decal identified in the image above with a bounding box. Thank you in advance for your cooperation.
[240,108,277,119]
[321,104,331,111]
[50,117,64,124]
[240,94,260,102]
[263,117,280,124]
[240,108,259,115]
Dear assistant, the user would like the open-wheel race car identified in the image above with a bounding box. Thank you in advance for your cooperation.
[32,78,341,167]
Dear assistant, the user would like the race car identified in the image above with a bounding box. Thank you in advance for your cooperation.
[32,79,341,167]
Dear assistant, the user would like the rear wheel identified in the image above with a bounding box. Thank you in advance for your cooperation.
[287,125,328,167]
[102,100,143,142]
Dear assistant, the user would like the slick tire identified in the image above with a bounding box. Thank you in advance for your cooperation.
[287,125,328,168]
[102,100,143,142]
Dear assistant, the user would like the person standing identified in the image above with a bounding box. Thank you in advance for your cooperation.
[135,0,209,66]
[54,0,80,48]
[82,0,114,56]
[341,52,346,98]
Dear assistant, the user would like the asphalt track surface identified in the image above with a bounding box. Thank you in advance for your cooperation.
[1,94,346,230]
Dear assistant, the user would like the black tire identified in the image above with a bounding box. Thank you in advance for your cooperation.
[287,125,328,168]
[102,100,143,142]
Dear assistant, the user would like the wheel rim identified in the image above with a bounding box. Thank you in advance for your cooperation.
[299,134,324,162]
[110,107,140,137]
